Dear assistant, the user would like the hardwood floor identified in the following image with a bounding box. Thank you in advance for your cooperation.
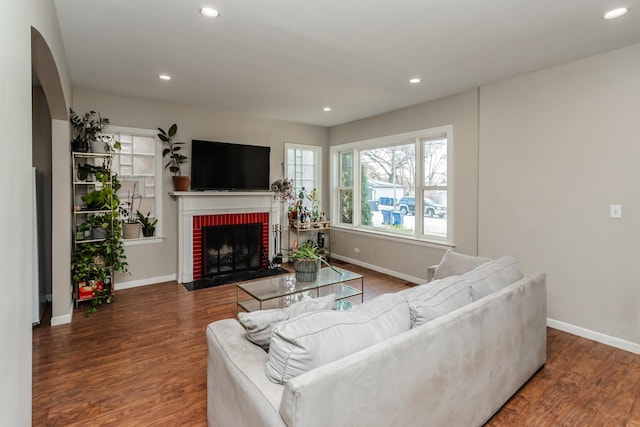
[33,262,640,426]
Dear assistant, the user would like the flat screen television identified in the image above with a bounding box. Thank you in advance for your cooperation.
[190,140,271,191]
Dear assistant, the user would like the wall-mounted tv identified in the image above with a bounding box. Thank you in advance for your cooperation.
[191,140,271,191]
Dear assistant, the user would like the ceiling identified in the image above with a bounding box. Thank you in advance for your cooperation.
[53,0,640,127]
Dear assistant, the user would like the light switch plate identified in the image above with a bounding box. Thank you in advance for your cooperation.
[610,204,622,219]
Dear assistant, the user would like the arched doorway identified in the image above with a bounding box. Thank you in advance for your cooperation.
[31,27,72,325]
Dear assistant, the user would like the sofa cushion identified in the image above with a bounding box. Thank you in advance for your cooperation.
[398,275,472,327]
[238,294,336,349]
[433,250,491,280]
[465,256,523,300]
[266,293,411,384]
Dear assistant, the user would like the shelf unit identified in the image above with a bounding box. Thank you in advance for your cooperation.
[71,152,116,307]
[288,221,331,260]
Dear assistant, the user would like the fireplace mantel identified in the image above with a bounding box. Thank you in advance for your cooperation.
[172,191,279,283]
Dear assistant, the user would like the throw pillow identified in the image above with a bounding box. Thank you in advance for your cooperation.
[465,256,523,300]
[266,293,411,384]
[432,250,491,280]
[398,275,472,327]
[237,293,336,349]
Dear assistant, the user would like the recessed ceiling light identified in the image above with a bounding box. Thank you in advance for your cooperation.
[409,78,421,84]
[323,107,332,112]
[159,74,171,81]
[200,6,220,17]
[604,7,628,19]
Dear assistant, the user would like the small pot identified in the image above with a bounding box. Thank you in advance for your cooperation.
[142,226,155,237]
[92,227,107,240]
[71,140,89,152]
[172,176,190,192]
[93,255,106,267]
[90,140,107,153]
[122,222,142,239]
[293,259,319,282]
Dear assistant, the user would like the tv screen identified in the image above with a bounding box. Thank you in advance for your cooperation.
[191,140,270,191]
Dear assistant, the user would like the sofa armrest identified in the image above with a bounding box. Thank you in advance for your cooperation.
[426,265,438,282]
[207,319,286,427]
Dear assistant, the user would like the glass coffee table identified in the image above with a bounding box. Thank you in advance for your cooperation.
[236,267,364,313]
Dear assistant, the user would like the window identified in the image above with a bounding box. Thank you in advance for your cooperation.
[285,143,322,210]
[107,126,163,241]
[331,126,451,243]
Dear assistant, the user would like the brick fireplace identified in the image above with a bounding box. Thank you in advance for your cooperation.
[173,191,279,284]
[192,213,269,281]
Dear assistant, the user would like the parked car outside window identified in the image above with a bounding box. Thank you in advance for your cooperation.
[397,196,446,218]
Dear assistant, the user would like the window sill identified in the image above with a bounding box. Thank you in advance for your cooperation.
[331,225,455,250]
[122,236,166,247]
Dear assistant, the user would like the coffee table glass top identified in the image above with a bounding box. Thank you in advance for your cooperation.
[237,267,363,302]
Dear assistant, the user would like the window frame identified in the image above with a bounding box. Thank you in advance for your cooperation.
[284,142,323,209]
[330,125,453,246]
[106,125,164,245]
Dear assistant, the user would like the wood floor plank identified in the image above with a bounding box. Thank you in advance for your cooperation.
[33,263,640,426]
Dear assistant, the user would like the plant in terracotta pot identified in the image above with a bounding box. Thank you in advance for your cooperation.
[136,210,158,237]
[287,240,337,282]
[158,123,189,191]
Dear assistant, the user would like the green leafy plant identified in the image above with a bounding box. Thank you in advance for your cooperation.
[158,124,187,176]
[287,240,336,271]
[69,109,110,143]
[81,164,121,211]
[76,163,100,181]
[136,211,157,231]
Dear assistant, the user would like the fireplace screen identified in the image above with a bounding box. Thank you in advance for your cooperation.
[202,223,262,277]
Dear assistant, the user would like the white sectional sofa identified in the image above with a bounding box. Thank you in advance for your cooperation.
[206,254,547,427]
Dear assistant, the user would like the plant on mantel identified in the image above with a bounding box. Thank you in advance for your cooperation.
[158,123,190,191]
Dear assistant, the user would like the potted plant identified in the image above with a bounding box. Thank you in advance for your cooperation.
[136,211,158,237]
[69,109,110,153]
[158,123,189,191]
[287,240,336,282]
[119,184,142,239]
[85,214,108,239]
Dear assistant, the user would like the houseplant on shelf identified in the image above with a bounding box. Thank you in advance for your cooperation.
[69,109,110,153]
[287,240,337,282]
[72,215,127,315]
[136,211,158,237]
[158,123,189,191]
[80,163,118,210]
[72,154,127,314]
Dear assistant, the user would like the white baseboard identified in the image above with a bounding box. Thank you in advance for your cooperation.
[330,254,424,285]
[116,274,177,291]
[51,301,74,326]
[547,318,640,355]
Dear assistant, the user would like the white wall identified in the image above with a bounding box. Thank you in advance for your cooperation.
[479,43,640,349]
[328,90,480,280]
[0,0,71,423]
[72,89,328,285]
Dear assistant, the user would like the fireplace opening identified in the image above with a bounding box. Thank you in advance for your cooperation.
[202,223,263,277]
